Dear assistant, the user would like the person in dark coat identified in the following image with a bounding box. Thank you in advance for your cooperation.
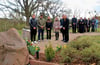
[87,18,91,32]
[62,15,69,42]
[72,16,77,33]
[29,14,38,43]
[60,15,64,41]
[91,17,96,32]
[77,19,80,32]
[46,16,53,40]
[83,17,88,32]
[78,17,85,33]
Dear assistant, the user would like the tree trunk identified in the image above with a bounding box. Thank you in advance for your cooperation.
[26,16,30,26]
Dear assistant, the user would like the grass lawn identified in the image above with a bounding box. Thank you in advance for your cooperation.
[70,35,100,44]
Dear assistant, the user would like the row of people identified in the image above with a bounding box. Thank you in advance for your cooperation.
[29,14,69,43]
[29,13,99,43]
[72,16,99,33]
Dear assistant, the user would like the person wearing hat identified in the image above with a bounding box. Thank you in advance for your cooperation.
[71,16,77,33]
[53,17,60,40]
[62,15,69,42]
[37,13,46,41]
[29,14,38,43]
[46,16,53,40]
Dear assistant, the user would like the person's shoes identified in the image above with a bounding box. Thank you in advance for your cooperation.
[61,40,64,41]
[31,42,34,44]
[64,40,68,43]
[38,40,40,42]
[34,41,38,44]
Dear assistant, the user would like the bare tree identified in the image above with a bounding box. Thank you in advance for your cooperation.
[0,0,42,25]
[73,8,81,18]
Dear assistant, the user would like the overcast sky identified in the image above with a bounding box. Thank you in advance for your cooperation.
[62,0,100,17]
[0,0,100,18]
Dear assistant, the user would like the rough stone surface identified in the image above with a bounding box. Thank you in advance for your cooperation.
[0,28,29,65]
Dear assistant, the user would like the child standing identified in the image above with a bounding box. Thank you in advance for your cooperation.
[53,17,60,40]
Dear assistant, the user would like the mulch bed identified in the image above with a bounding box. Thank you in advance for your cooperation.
[32,52,95,65]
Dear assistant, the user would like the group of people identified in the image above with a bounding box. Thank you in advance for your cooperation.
[29,14,69,43]
[29,13,99,44]
[72,16,99,33]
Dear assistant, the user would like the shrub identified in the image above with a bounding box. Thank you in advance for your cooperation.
[60,36,100,64]
[70,37,92,50]
[45,44,55,62]
[60,46,78,63]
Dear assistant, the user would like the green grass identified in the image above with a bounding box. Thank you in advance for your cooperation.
[0,18,26,32]
[70,35,100,44]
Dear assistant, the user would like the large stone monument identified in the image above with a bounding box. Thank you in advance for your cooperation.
[0,28,29,65]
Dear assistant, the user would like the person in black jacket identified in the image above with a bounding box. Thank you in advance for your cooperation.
[46,16,53,40]
[60,15,64,41]
[62,15,69,42]
[91,17,96,32]
[83,17,88,32]
[29,14,38,43]
[87,18,91,32]
[78,17,85,33]
[72,16,77,33]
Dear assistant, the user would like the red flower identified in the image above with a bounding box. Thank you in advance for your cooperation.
[31,43,33,46]
[28,40,31,42]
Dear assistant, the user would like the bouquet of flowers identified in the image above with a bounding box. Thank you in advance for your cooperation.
[35,46,40,52]
[26,40,36,56]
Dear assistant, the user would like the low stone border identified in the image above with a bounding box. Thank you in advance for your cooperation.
[29,60,59,65]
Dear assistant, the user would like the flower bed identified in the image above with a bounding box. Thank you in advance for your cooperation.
[26,36,100,65]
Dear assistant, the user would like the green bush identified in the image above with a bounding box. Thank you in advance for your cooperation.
[45,44,55,62]
[60,46,78,63]
[60,36,100,64]
[70,38,92,50]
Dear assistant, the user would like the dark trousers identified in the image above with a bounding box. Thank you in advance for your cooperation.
[63,30,69,42]
[79,24,84,33]
[55,32,59,40]
[60,28,64,40]
[91,25,95,32]
[38,29,44,40]
[72,25,76,33]
[87,26,90,32]
[46,30,51,39]
[30,29,37,41]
